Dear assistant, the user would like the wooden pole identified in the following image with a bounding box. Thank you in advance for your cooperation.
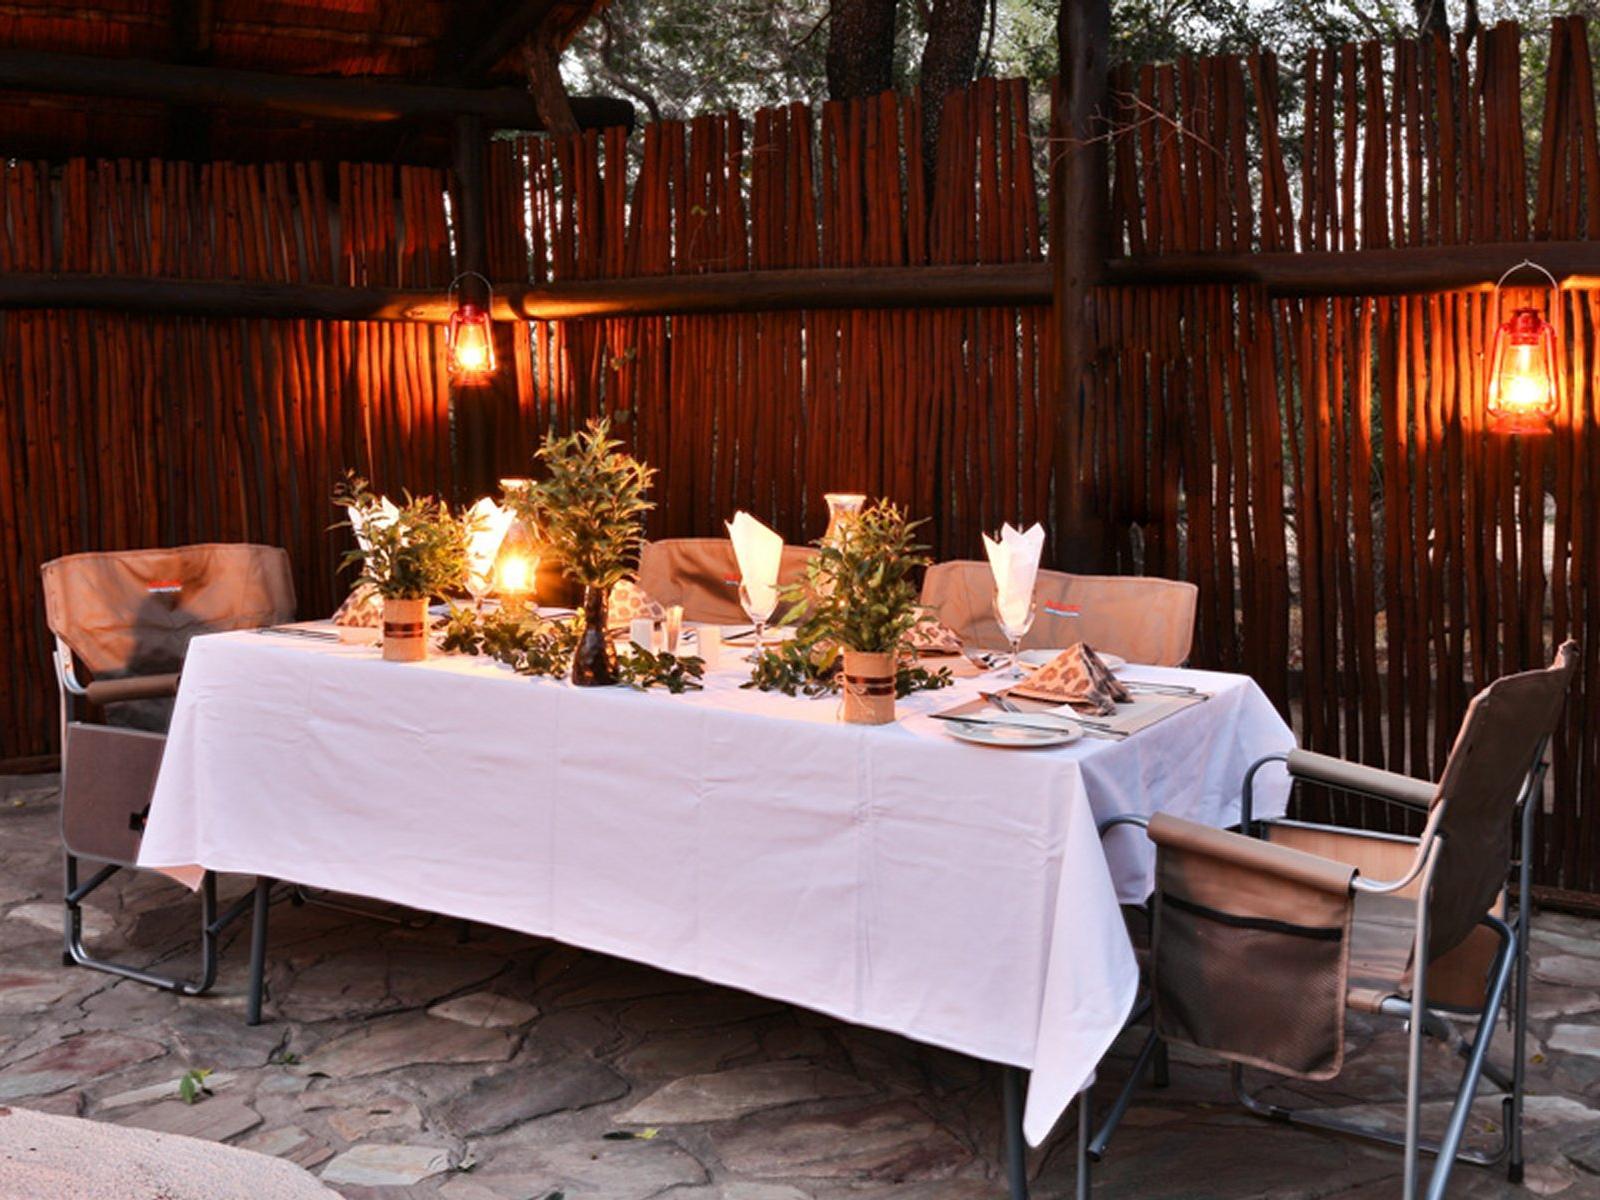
[0,49,633,131]
[0,263,1052,321]
[1055,0,1112,568]
[1105,238,1600,295]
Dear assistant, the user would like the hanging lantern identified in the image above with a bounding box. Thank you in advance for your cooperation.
[447,271,497,378]
[1487,261,1560,435]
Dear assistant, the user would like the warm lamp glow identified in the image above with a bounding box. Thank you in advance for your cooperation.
[1488,312,1557,434]
[446,271,498,379]
[1486,261,1560,436]
[448,303,496,377]
[497,552,534,597]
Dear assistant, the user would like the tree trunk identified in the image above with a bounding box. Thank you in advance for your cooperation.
[1413,0,1450,40]
[917,0,985,188]
[521,23,577,136]
[826,0,897,100]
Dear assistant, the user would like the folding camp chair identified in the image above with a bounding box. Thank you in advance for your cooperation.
[637,537,818,624]
[41,543,296,993]
[1082,640,1578,1200]
[919,561,1198,665]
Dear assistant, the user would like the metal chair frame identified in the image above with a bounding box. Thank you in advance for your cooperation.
[53,638,258,994]
[1073,746,1545,1200]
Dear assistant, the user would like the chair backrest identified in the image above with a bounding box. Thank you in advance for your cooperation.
[637,538,818,625]
[919,560,1199,665]
[41,543,297,681]
[1422,640,1579,962]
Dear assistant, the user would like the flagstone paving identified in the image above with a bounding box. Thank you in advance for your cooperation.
[3,773,1599,1198]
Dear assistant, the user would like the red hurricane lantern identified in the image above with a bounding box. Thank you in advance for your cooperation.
[447,271,497,378]
[1487,261,1560,436]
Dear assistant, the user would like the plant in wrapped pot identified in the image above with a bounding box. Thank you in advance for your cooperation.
[782,500,930,724]
[333,474,475,663]
[512,418,655,686]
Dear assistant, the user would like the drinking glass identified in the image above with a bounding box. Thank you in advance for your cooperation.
[993,590,1036,678]
[739,581,777,660]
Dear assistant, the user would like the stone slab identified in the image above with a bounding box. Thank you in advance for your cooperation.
[0,1032,165,1101]
[319,1142,452,1187]
[309,1011,519,1079]
[714,1102,970,1181]
[427,991,539,1029]
[436,1055,627,1137]
[116,1096,263,1142]
[618,1062,873,1126]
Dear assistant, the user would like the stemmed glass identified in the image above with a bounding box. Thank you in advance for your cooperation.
[739,581,777,660]
[993,589,1036,679]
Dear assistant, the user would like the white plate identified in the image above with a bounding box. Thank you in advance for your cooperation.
[1018,648,1127,672]
[941,717,1082,749]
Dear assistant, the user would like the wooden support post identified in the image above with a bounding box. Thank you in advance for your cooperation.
[1054,0,1111,570]
[450,114,494,501]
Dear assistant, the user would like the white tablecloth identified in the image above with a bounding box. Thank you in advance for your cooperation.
[139,631,1292,1145]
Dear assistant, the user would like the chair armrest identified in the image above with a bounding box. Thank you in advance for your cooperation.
[1285,749,1435,811]
[84,673,181,705]
[1149,813,1357,897]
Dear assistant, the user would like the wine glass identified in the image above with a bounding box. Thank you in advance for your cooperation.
[993,589,1036,678]
[739,581,777,660]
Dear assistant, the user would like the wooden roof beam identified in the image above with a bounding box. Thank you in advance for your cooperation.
[0,48,632,131]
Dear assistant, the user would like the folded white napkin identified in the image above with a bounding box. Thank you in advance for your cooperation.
[347,495,401,552]
[464,496,515,585]
[982,522,1045,632]
[726,511,784,618]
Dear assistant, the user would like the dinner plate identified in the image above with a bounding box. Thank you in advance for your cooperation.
[942,717,1082,749]
[1018,648,1127,671]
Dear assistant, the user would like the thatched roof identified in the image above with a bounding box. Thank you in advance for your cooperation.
[0,0,614,164]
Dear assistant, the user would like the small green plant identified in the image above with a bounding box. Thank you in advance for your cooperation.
[177,1067,213,1105]
[780,500,929,653]
[742,500,951,701]
[512,419,655,591]
[332,473,474,601]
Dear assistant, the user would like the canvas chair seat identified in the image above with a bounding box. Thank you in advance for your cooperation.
[637,537,818,625]
[919,560,1198,665]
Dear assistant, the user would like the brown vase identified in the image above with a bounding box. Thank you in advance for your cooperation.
[840,649,896,725]
[381,596,429,662]
[571,585,618,686]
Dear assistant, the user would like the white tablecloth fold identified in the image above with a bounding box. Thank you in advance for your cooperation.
[140,633,1292,1146]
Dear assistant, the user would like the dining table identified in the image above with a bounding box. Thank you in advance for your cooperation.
[137,620,1294,1151]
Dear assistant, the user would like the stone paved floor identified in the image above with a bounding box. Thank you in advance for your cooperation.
[2,773,1598,1199]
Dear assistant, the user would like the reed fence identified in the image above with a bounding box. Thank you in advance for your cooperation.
[3,20,1599,901]
[1094,17,1600,898]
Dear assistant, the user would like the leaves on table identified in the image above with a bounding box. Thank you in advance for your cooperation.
[442,606,703,692]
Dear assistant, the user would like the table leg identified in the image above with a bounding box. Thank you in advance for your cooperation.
[246,877,273,1026]
[1076,1087,1093,1200]
[1002,1065,1028,1200]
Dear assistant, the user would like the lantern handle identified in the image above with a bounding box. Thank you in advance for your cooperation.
[1491,258,1558,295]
[447,271,495,308]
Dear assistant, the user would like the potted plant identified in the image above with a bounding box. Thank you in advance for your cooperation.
[334,475,473,663]
[512,418,655,686]
[784,500,929,724]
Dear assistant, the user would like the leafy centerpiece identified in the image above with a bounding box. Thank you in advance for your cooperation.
[333,474,474,662]
[748,499,950,723]
[509,418,655,686]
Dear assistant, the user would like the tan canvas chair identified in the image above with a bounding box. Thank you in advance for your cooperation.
[1079,642,1578,1200]
[637,537,819,625]
[919,560,1198,665]
[41,543,295,994]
